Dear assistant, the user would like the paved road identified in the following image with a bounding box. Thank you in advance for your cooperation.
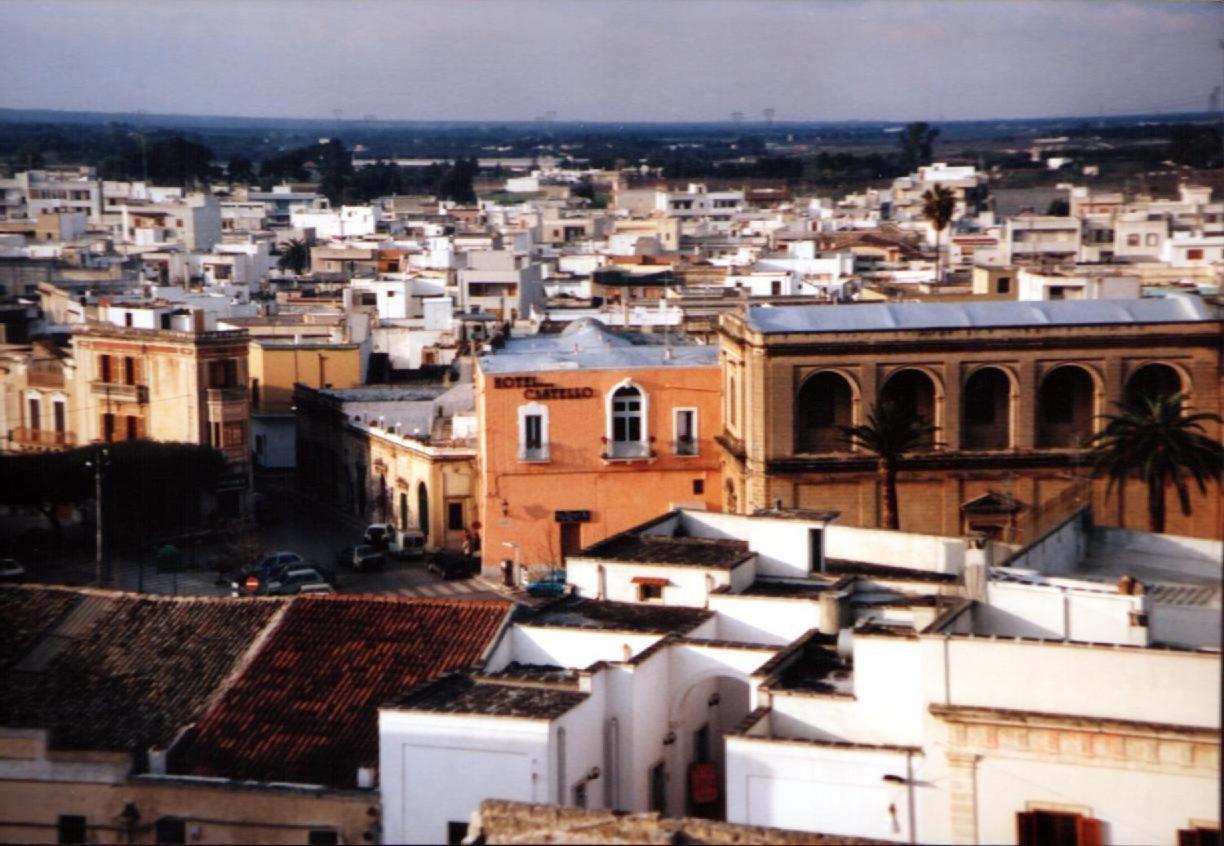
[21,476,518,603]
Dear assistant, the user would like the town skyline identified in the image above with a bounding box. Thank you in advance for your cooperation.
[0,0,1219,123]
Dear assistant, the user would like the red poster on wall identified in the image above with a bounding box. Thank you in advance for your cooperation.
[689,762,719,805]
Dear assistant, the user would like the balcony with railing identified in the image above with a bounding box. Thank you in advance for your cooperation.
[206,386,249,405]
[90,381,148,403]
[601,438,655,462]
[10,428,76,449]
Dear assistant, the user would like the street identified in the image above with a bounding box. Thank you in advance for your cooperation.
[15,476,518,603]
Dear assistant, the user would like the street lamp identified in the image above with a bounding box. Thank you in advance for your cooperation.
[85,447,111,585]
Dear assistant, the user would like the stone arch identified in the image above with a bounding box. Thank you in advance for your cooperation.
[665,670,754,817]
[879,367,941,449]
[1037,364,1100,448]
[1125,362,1187,407]
[795,370,859,453]
[962,365,1016,450]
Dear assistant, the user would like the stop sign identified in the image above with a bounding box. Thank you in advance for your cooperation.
[244,575,260,593]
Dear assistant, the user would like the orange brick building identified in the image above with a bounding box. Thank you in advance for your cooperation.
[476,320,722,573]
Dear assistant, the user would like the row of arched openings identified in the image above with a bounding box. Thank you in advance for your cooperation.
[795,362,1185,453]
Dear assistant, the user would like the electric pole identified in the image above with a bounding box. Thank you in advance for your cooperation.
[88,448,110,585]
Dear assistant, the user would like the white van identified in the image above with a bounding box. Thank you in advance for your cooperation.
[364,524,426,559]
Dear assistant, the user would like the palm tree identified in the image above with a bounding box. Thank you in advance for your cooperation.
[839,400,938,530]
[1088,393,1223,534]
[921,184,956,284]
[277,238,310,276]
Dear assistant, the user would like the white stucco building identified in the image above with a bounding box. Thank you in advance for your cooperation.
[379,507,1220,845]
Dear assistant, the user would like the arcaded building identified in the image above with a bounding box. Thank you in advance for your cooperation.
[717,297,1223,539]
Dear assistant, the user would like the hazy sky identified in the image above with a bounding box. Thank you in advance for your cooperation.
[0,0,1219,122]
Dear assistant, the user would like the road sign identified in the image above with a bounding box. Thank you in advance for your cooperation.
[244,575,259,593]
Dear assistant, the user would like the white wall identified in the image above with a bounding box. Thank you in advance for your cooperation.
[708,594,826,645]
[497,625,663,670]
[725,737,923,843]
[982,581,1148,646]
[934,636,1219,728]
[379,710,550,845]
[567,558,735,606]
[826,525,965,574]
[1150,603,1220,650]
[974,754,1218,846]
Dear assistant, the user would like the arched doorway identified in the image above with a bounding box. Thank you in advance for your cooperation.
[377,475,388,523]
[962,367,1012,450]
[417,482,429,543]
[879,369,938,449]
[1125,363,1184,407]
[795,371,855,453]
[665,674,753,820]
[1037,365,1097,448]
[399,491,409,532]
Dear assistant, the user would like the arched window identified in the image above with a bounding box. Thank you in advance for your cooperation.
[795,371,855,453]
[399,491,409,532]
[1037,365,1097,448]
[1125,363,1184,407]
[962,367,1013,450]
[880,369,938,450]
[608,382,648,459]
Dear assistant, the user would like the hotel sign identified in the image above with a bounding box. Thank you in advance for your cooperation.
[493,375,595,401]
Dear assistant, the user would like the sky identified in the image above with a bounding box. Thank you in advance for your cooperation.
[0,0,1220,123]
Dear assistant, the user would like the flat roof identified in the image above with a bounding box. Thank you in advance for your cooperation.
[579,534,753,570]
[480,318,717,374]
[743,296,1217,335]
[525,597,712,634]
[387,672,587,720]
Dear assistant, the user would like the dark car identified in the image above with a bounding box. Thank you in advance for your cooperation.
[0,558,25,582]
[526,570,568,598]
[267,565,340,596]
[336,545,386,572]
[427,553,474,581]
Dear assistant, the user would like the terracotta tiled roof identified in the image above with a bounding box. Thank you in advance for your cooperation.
[0,589,284,752]
[172,596,511,788]
[0,586,80,669]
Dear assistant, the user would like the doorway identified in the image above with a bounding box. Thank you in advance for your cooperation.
[560,522,582,560]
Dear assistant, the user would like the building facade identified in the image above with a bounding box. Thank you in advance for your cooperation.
[475,319,723,573]
[717,298,1223,540]
[70,318,252,514]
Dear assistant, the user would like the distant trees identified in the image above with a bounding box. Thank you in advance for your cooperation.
[277,238,311,275]
[898,122,940,172]
[0,442,227,548]
[433,157,478,203]
[1089,394,1223,534]
[1166,125,1221,169]
[226,154,255,183]
[921,184,956,284]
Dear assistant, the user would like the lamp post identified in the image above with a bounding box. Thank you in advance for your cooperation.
[86,448,110,585]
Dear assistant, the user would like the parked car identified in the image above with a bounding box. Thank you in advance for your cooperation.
[526,570,567,598]
[253,551,306,579]
[0,558,25,582]
[427,552,474,581]
[267,566,339,596]
[398,529,426,559]
[335,545,386,572]
[363,524,393,550]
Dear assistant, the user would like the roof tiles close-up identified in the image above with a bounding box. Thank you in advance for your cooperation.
[172,596,510,789]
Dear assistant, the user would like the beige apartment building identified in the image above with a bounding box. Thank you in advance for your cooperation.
[718,297,1223,540]
[70,317,252,514]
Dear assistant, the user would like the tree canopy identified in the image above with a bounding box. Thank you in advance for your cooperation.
[898,122,940,173]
